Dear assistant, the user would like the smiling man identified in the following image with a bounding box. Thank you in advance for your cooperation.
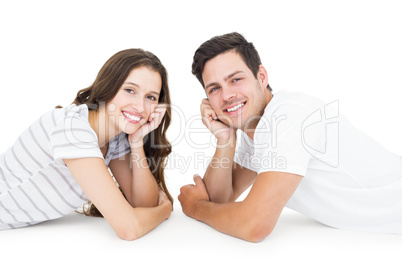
[178,32,402,242]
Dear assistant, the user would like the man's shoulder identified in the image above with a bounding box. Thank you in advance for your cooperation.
[265,90,324,113]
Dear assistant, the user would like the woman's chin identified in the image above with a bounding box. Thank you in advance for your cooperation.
[121,125,140,135]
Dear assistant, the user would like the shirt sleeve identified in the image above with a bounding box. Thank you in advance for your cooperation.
[49,105,103,161]
[254,103,322,176]
[233,130,260,173]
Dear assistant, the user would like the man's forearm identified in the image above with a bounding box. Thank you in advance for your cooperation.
[203,139,236,202]
[193,200,263,242]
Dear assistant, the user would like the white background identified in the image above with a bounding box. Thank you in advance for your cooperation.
[1,0,401,267]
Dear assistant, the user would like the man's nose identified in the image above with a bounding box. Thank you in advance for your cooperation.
[221,86,236,102]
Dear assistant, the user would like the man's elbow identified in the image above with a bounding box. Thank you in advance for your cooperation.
[244,221,275,243]
[209,190,236,203]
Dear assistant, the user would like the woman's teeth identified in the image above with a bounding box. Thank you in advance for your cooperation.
[227,102,245,112]
[123,111,140,121]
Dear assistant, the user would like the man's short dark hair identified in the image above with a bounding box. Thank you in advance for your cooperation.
[191,32,272,91]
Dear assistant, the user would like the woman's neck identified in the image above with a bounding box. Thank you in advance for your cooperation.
[88,106,117,149]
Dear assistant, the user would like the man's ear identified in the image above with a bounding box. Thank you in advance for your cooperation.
[258,65,269,88]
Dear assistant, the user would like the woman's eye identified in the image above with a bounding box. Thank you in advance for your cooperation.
[147,95,157,101]
[125,88,135,94]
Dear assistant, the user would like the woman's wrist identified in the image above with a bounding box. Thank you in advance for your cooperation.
[160,199,172,219]
[129,138,144,151]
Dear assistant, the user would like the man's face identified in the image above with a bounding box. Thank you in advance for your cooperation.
[202,50,269,131]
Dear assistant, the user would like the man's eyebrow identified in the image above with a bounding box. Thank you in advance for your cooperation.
[224,70,244,81]
[204,70,245,90]
[124,82,160,95]
[205,82,219,90]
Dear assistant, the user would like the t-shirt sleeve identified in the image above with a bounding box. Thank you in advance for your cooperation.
[254,103,322,176]
[49,106,103,161]
[110,132,131,160]
[233,130,259,173]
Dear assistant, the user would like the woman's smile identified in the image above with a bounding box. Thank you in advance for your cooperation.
[122,110,142,123]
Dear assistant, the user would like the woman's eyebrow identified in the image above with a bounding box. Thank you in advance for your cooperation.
[148,91,160,96]
[124,81,139,87]
[124,82,160,95]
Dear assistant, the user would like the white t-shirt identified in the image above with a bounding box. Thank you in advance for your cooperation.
[234,90,402,234]
[0,104,131,230]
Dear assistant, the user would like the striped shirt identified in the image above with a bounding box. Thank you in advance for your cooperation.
[0,104,131,230]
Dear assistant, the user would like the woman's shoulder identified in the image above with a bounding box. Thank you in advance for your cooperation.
[49,103,94,139]
[63,104,89,117]
[50,104,89,125]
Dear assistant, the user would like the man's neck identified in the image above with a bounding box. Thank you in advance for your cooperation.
[245,89,273,140]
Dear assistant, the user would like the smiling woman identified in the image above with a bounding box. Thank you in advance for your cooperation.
[0,49,173,240]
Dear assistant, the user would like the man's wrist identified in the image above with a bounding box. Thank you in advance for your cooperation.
[193,199,209,221]
[216,135,236,148]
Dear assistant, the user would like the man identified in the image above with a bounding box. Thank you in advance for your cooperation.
[178,32,402,242]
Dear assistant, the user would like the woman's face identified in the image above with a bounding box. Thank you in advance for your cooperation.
[107,66,162,135]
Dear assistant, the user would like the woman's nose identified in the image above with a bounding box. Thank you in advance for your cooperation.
[131,98,145,113]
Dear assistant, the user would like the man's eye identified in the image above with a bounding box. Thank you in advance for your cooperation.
[233,78,241,83]
[210,86,219,93]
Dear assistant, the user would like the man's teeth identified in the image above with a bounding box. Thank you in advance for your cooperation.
[123,111,140,121]
[227,103,245,112]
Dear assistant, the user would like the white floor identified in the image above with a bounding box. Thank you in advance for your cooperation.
[2,203,401,268]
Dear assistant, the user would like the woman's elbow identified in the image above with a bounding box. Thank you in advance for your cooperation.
[114,217,143,241]
[116,226,141,241]
[130,196,158,208]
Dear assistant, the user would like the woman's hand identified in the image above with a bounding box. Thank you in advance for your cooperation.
[129,104,167,148]
[158,189,173,213]
[158,189,173,222]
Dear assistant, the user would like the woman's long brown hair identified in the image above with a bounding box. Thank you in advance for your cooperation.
[72,49,173,216]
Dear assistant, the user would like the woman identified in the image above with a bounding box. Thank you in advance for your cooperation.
[0,49,173,240]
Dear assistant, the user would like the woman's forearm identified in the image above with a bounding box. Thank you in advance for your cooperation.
[130,145,159,207]
[119,199,172,241]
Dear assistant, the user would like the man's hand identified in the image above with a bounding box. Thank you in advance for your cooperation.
[178,174,210,219]
[200,98,236,144]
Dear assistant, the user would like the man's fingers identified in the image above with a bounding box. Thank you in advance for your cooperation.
[201,107,217,120]
[200,99,217,120]
[201,98,210,105]
[193,174,204,186]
